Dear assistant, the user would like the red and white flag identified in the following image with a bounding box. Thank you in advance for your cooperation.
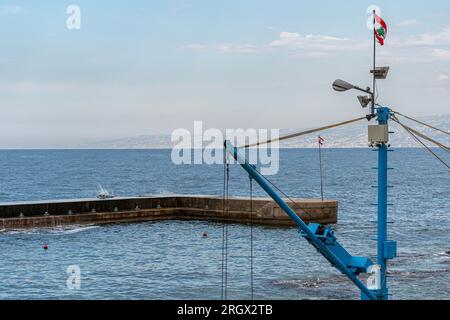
[318,136,325,146]
[374,13,388,46]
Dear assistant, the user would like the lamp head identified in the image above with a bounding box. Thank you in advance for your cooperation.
[332,79,355,92]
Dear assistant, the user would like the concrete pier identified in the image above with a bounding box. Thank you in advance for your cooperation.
[0,195,338,230]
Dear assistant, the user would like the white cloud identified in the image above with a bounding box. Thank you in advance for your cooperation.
[397,19,419,27]
[437,74,450,81]
[424,13,443,19]
[213,43,264,54]
[181,31,369,56]
[179,44,209,52]
[279,31,300,39]
[181,26,450,63]
[179,43,266,54]
[375,26,450,63]
[404,26,450,46]
[0,5,25,15]
[430,48,450,61]
[270,32,365,52]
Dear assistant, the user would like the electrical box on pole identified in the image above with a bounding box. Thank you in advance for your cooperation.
[369,125,389,145]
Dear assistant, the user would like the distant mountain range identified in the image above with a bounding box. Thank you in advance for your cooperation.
[81,114,450,149]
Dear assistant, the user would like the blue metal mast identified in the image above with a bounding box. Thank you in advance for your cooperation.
[377,108,389,300]
[369,11,397,299]
[365,106,397,300]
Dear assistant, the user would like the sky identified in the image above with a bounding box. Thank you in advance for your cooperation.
[0,0,449,148]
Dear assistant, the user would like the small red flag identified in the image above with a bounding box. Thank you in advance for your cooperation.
[318,136,325,146]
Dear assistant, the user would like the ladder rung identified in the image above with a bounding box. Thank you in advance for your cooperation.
[369,221,395,224]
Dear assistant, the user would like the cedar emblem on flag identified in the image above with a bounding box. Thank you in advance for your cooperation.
[374,13,387,46]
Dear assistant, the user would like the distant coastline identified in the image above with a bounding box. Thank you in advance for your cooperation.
[1,114,448,150]
[77,114,450,150]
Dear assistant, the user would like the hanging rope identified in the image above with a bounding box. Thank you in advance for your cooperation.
[221,158,225,300]
[252,165,315,220]
[391,118,449,153]
[249,176,254,300]
[393,111,450,136]
[393,115,450,170]
[221,156,230,300]
[241,116,367,149]
[220,151,317,300]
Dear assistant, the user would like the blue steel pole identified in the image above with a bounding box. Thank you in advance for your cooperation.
[377,107,389,300]
[225,141,377,300]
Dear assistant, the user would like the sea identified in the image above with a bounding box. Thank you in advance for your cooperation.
[0,149,448,300]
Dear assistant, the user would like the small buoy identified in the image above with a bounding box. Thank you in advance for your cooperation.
[446,250,450,255]
[42,244,49,250]
[202,232,208,238]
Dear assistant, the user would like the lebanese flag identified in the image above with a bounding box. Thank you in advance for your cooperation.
[374,14,387,45]
[318,136,325,146]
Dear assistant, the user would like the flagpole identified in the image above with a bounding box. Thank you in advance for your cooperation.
[372,10,376,116]
[318,137,324,202]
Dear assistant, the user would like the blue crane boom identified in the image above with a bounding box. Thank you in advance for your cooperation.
[224,140,377,300]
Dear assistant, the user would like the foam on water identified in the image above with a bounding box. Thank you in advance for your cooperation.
[49,225,100,235]
[0,225,100,235]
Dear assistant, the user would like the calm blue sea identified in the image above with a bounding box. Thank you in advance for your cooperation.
[0,149,449,300]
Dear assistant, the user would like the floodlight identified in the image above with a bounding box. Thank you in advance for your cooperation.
[358,96,372,108]
[371,66,390,80]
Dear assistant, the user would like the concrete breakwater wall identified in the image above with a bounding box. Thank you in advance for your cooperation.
[0,195,338,230]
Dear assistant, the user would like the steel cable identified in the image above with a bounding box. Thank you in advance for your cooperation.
[241,117,367,149]
[393,111,449,136]
[393,116,450,170]
[391,118,449,153]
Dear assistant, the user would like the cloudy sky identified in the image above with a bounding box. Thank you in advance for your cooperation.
[0,0,449,148]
